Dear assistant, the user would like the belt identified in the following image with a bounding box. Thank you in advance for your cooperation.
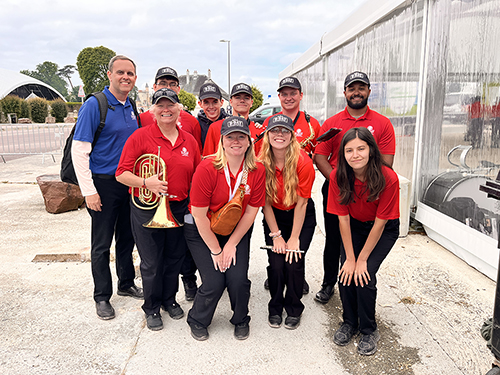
[92,173,116,180]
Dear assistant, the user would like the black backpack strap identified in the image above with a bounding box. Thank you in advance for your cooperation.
[303,110,311,124]
[85,92,110,151]
[129,98,142,128]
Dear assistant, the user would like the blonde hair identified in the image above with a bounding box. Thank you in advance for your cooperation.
[212,135,257,171]
[259,131,300,207]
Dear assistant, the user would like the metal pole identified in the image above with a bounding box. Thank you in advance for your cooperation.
[220,40,231,97]
[227,41,231,96]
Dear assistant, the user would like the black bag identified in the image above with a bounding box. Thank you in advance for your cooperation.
[60,92,141,185]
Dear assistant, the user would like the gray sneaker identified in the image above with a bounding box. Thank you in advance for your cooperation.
[333,322,357,346]
[357,330,380,356]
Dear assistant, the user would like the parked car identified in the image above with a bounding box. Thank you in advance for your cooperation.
[249,104,281,125]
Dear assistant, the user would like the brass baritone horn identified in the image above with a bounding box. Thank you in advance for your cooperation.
[131,148,181,228]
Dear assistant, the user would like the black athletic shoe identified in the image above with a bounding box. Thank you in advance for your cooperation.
[162,302,184,320]
[357,330,380,356]
[268,315,282,328]
[333,322,357,346]
[284,316,301,330]
[234,322,250,340]
[190,323,209,341]
[146,313,163,331]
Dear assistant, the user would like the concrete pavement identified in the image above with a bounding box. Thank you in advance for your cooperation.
[0,153,496,375]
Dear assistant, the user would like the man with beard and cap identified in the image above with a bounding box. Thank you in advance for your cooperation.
[313,71,396,304]
[141,67,202,152]
[203,82,263,156]
[197,81,228,148]
[140,66,201,301]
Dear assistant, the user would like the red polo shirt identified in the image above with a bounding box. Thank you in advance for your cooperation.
[203,118,261,156]
[140,109,202,152]
[189,157,266,218]
[272,150,315,210]
[327,165,400,222]
[116,124,201,201]
[315,107,395,169]
[256,111,321,157]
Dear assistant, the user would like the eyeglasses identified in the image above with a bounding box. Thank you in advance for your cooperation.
[269,127,291,135]
[157,81,179,88]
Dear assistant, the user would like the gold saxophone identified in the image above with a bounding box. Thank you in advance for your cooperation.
[299,120,315,149]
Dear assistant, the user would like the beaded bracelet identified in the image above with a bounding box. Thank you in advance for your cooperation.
[272,234,283,241]
[269,230,281,238]
[210,249,223,256]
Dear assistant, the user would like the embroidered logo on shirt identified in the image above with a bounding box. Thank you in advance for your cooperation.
[177,120,182,129]
[295,129,303,138]
[367,126,375,135]
[131,111,136,121]
[181,147,189,157]
[244,184,251,195]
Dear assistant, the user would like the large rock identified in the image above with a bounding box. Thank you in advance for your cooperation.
[36,174,85,214]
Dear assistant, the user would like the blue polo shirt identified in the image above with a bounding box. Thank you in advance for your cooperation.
[74,86,139,175]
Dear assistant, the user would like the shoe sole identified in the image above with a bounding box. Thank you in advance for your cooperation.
[314,296,330,304]
[234,333,249,340]
[284,322,300,330]
[358,346,378,356]
[147,324,163,331]
[168,312,185,320]
[97,314,115,320]
[268,321,282,328]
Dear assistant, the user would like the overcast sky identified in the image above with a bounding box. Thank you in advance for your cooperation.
[0,0,365,100]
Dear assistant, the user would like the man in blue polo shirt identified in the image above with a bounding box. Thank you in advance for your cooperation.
[72,55,143,320]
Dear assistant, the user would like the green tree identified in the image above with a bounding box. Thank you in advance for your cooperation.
[129,86,139,101]
[178,89,197,111]
[58,64,76,91]
[20,61,68,99]
[250,85,264,113]
[0,95,22,120]
[50,100,68,122]
[20,100,31,119]
[76,46,116,95]
[28,97,49,123]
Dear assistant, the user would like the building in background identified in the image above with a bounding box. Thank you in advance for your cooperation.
[0,67,66,101]
[282,0,500,280]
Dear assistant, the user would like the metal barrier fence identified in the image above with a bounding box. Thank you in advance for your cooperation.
[0,123,74,163]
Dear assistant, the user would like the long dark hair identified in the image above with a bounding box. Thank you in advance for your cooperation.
[336,127,388,205]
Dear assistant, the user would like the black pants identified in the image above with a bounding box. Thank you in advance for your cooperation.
[130,198,188,315]
[185,222,252,328]
[263,199,316,317]
[321,180,342,288]
[339,218,399,335]
[180,248,197,283]
[87,176,136,302]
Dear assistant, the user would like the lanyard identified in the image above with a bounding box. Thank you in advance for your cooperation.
[224,166,244,201]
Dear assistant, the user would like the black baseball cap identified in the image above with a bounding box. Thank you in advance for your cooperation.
[152,88,179,104]
[220,116,251,136]
[266,114,295,133]
[230,83,253,98]
[344,71,370,89]
[277,76,301,92]
[199,82,222,100]
[155,67,179,82]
